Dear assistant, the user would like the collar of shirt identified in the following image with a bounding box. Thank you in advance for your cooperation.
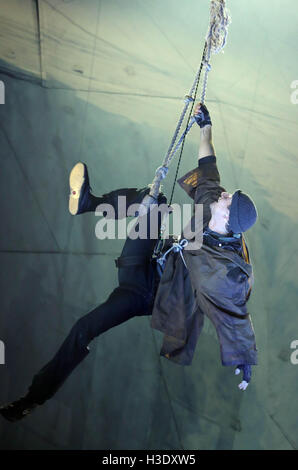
[203,227,243,256]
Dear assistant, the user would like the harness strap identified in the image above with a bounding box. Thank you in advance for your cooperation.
[241,235,253,301]
[241,235,250,263]
[157,238,189,269]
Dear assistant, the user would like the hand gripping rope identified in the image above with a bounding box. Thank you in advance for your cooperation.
[149,0,231,206]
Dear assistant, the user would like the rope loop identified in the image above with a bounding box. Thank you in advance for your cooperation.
[155,165,169,180]
[157,238,189,270]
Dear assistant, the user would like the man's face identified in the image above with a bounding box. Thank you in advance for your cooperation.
[212,192,233,231]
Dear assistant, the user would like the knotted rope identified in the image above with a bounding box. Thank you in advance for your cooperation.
[157,238,189,270]
[201,0,231,103]
[149,0,231,201]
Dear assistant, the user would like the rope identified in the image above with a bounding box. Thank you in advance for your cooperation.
[201,0,231,103]
[157,238,189,270]
[149,0,231,202]
[148,52,206,199]
[168,53,205,206]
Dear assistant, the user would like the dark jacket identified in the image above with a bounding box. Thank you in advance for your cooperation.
[150,156,258,367]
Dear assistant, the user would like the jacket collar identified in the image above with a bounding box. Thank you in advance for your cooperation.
[187,242,252,277]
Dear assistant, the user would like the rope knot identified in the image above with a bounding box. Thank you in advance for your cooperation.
[157,238,189,270]
[173,238,189,252]
[203,61,212,72]
[184,95,194,104]
[155,166,169,180]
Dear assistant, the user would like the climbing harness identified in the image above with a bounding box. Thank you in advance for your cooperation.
[156,238,189,274]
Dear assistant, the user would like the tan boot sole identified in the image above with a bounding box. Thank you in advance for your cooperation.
[69,162,85,215]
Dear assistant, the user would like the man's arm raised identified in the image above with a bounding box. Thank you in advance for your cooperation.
[193,103,215,161]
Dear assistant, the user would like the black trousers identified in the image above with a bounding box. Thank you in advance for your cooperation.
[26,187,164,405]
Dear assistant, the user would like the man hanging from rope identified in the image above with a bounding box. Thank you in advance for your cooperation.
[0,102,258,422]
[151,102,258,385]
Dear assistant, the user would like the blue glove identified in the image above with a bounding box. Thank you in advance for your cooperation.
[235,364,252,390]
[193,103,212,128]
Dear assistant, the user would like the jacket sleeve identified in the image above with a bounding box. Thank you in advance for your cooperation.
[177,156,226,230]
[177,155,222,201]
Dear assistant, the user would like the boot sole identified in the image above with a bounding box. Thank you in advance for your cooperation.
[69,162,85,215]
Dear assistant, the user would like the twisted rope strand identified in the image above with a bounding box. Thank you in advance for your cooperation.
[149,0,231,201]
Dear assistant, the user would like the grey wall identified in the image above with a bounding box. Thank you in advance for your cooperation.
[0,0,298,450]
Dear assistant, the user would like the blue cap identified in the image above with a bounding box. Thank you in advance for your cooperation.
[228,190,258,234]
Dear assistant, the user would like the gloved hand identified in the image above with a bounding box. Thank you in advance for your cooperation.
[235,364,251,391]
[193,102,212,128]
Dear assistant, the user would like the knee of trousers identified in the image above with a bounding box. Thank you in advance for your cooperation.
[70,316,94,348]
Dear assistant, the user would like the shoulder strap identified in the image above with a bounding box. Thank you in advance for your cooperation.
[241,235,253,300]
[241,235,250,263]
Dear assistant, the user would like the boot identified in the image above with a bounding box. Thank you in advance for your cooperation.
[0,395,38,422]
[69,162,92,215]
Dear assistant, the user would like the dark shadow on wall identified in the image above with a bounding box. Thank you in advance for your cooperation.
[0,58,295,450]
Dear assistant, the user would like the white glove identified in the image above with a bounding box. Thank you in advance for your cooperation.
[235,365,251,391]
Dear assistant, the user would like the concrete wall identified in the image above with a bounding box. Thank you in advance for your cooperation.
[0,0,298,450]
